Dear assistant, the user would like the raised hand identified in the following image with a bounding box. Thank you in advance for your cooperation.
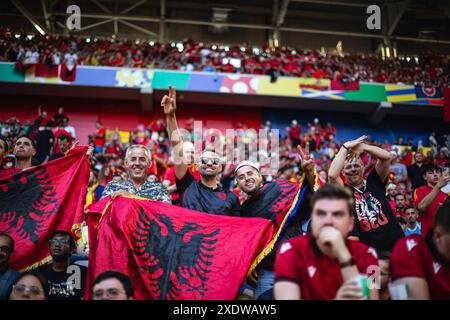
[343,135,368,151]
[298,143,315,174]
[161,86,177,116]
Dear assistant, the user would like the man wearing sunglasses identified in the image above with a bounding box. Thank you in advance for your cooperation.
[35,230,87,300]
[328,135,404,253]
[162,86,240,216]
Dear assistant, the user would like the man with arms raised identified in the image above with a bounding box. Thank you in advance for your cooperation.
[328,136,404,252]
[162,86,240,216]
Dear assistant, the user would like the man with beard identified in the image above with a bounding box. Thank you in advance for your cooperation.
[35,231,87,300]
[48,134,71,161]
[274,184,379,300]
[101,144,171,203]
[162,86,240,216]
[13,135,36,171]
[0,232,19,300]
[234,145,319,299]
[394,193,407,218]
[328,135,404,253]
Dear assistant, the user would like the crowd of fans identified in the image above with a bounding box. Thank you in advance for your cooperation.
[0,93,449,300]
[1,26,450,87]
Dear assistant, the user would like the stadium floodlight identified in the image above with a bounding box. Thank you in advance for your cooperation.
[86,38,91,43]
[34,24,45,36]
[149,41,154,46]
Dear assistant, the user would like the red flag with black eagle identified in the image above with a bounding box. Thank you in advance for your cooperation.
[87,197,274,300]
[60,63,77,82]
[0,147,90,271]
[86,174,315,300]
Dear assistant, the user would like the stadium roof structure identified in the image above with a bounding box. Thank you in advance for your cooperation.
[1,0,450,53]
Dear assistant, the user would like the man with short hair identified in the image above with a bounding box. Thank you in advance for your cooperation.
[328,135,404,252]
[274,184,379,300]
[408,151,426,189]
[390,201,450,299]
[235,145,319,299]
[0,232,20,300]
[405,206,421,236]
[414,163,449,237]
[162,86,240,216]
[35,230,87,300]
[13,135,36,170]
[91,271,134,300]
[48,134,71,161]
[394,193,407,218]
[101,144,170,203]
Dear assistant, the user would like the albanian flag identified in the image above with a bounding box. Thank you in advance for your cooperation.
[0,147,90,271]
[87,197,274,300]
[86,174,315,300]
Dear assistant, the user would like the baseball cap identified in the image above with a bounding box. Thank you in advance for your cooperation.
[234,160,260,175]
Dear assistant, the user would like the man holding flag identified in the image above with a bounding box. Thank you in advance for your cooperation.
[235,144,321,299]
[161,86,240,216]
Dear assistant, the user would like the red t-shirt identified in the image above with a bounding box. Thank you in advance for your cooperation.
[414,185,448,236]
[163,165,200,202]
[390,234,450,300]
[93,127,106,147]
[274,234,379,300]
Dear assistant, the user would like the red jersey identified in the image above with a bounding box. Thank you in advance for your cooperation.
[163,165,200,203]
[274,234,379,300]
[391,234,450,300]
[414,185,447,236]
[93,127,106,147]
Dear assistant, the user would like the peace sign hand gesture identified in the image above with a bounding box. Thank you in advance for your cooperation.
[161,86,177,117]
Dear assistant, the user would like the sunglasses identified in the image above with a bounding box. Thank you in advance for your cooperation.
[200,157,220,165]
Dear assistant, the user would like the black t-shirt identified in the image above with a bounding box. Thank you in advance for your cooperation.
[176,170,240,216]
[241,180,311,270]
[407,163,426,189]
[35,129,54,162]
[345,169,404,252]
[35,263,87,300]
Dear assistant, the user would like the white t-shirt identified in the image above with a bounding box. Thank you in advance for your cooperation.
[53,53,61,65]
[64,53,78,70]
[30,51,40,64]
